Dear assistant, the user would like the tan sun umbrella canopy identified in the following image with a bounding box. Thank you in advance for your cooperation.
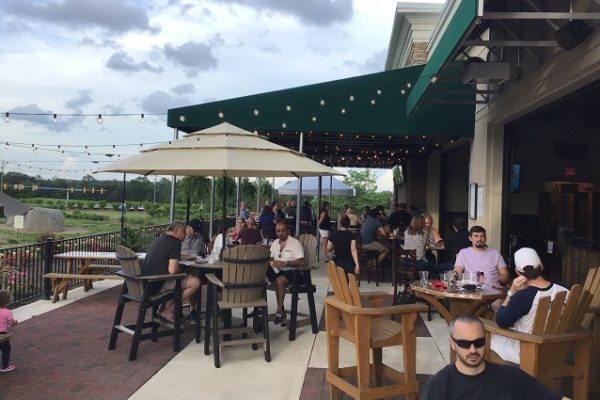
[98,122,342,178]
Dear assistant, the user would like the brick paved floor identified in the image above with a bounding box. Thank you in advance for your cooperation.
[0,285,195,400]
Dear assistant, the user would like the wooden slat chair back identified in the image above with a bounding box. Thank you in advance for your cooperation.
[392,248,432,320]
[204,244,272,368]
[324,261,427,400]
[298,234,318,270]
[483,284,593,399]
[581,267,600,394]
[221,245,271,306]
[116,245,145,299]
[108,245,186,361]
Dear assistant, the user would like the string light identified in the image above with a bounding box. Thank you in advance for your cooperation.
[140,113,145,123]
[4,112,9,123]
[96,114,103,124]
[319,99,325,106]
[285,105,292,111]
[217,111,224,119]
[179,114,186,122]
[253,109,260,116]
[52,113,57,123]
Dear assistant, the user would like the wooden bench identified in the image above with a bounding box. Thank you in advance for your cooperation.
[43,272,123,303]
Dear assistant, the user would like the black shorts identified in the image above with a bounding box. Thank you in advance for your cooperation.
[266,268,304,284]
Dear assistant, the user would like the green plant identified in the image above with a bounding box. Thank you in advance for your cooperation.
[0,258,28,299]
[120,226,144,252]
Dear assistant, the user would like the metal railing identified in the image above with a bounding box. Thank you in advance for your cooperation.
[0,224,168,307]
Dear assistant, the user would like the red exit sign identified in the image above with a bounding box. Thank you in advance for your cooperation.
[565,167,576,176]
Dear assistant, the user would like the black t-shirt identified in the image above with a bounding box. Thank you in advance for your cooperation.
[328,230,356,263]
[422,362,563,400]
[388,210,413,230]
[141,234,181,276]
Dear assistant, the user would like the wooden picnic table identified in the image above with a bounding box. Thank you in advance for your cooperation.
[45,251,146,303]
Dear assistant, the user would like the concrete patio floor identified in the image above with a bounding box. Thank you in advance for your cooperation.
[10,261,452,400]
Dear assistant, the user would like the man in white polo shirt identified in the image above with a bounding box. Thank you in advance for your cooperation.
[491,247,569,364]
[267,221,304,326]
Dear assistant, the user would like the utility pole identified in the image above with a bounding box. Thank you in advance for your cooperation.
[0,160,4,193]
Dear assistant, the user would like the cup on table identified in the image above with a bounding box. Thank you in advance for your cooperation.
[419,271,429,287]
[463,271,477,284]
[476,271,485,291]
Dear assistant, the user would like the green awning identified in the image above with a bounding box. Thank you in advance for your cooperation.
[168,65,474,138]
[167,65,474,168]
[406,0,479,115]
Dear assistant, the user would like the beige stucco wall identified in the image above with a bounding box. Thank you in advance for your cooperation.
[468,27,600,250]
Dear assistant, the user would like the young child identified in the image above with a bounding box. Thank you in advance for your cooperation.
[0,290,18,373]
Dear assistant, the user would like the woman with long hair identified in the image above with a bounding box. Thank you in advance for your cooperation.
[423,213,445,265]
[403,215,436,276]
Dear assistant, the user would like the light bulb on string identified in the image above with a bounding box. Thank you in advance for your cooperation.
[341,108,346,114]
[97,114,103,124]
[319,99,325,106]
[53,114,57,123]
[4,142,9,150]
[370,99,376,105]
[217,111,224,119]
[179,114,186,122]
[401,89,406,95]
[406,82,412,88]
[349,95,355,102]
[285,105,292,112]
[311,116,317,122]
[253,109,259,116]
[4,113,9,123]
[140,113,145,123]
[281,122,287,129]
[376,89,382,95]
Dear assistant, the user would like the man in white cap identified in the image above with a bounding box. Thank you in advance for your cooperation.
[490,247,568,364]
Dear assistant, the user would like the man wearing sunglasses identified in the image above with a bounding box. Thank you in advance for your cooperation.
[267,222,304,326]
[491,247,568,364]
[422,314,568,399]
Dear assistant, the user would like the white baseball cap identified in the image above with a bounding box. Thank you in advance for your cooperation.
[514,247,542,272]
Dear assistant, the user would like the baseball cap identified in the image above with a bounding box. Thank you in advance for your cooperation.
[514,247,542,272]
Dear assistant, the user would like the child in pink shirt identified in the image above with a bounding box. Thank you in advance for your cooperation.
[0,290,18,373]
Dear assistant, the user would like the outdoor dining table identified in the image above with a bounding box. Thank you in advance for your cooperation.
[47,251,146,302]
[410,280,506,323]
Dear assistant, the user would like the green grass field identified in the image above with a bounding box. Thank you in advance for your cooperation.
[0,209,169,249]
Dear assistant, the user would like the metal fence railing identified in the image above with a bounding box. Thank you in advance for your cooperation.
[0,224,168,307]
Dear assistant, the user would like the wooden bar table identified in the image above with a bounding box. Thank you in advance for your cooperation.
[411,281,505,323]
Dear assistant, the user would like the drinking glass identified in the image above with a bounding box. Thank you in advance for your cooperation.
[464,271,477,284]
[476,271,485,291]
[419,271,429,287]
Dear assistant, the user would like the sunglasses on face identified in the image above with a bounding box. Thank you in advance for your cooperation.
[451,337,485,349]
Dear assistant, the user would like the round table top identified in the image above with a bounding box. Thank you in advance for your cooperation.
[410,281,505,300]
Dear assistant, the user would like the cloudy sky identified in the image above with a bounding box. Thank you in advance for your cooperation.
[0,0,442,191]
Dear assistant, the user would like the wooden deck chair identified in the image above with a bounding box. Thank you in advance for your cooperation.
[324,261,427,400]
[108,245,186,361]
[581,267,600,393]
[204,245,271,368]
[482,284,593,399]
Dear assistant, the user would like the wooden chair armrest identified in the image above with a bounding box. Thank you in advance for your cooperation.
[205,273,224,288]
[587,305,600,314]
[359,291,389,299]
[115,271,186,281]
[324,296,427,316]
[482,319,592,344]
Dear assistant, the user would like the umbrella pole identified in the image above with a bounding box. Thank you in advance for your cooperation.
[222,174,227,258]
[256,177,261,213]
[209,177,215,238]
[295,132,304,237]
[169,128,179,222]
[120,173,126,239]
[317,176,322,260]
[236,177,241,218]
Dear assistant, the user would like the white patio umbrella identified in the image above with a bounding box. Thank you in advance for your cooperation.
[97,122,343,246]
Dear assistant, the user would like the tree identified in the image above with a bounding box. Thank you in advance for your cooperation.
[178,176,211,204]
[344,169,377,196]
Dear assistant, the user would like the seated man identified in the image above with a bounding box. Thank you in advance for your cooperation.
[238,216,262,245]
[454,225,509,288]
[141,221,200,323]
[359,208,389,266]
[491,247,569,364]
[180,219,205,259]
[267,222,304,326]
[422,314,569,400]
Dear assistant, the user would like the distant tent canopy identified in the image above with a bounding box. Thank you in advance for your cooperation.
[277,176,355,197]
[0,192,31,219]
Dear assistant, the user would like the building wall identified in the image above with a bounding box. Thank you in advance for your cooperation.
[471,27,600,250]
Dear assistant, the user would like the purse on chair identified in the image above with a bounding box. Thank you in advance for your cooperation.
[396,287,416,304]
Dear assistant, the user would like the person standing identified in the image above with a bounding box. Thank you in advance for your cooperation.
[326,215,359,275]
[437,216,471,272]
[422,314,569,400]
[141,221,200,323]
[491,247,569,364]
[454,226,510,288]
[388,202,412,232]
[318,202,331,258]
[0,290,17,373]
[267,222,304,326]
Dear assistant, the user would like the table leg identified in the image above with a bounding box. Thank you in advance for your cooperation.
[418,293,453,323]
[289,272,299,341]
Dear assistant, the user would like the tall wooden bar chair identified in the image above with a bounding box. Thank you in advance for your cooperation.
[108,246,186,361]
[356,234,382,286]
[204,245,271,368]
[482,284,593,399]
[392,248,432,320]
[582,267,600,394]
[324,261,427,400]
